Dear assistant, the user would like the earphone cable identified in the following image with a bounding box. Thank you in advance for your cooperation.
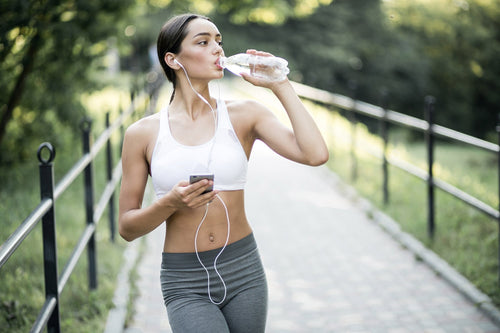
[177,61,218,168]
[177,60,230,305]
[194,194,230,305]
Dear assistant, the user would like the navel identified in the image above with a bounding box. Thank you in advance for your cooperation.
[209,232,215,243]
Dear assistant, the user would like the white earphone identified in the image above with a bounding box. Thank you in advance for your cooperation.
[174,58,182,67]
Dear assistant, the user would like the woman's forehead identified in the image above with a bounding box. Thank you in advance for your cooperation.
[186,18,221,38]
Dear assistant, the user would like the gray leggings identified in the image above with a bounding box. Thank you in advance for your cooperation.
[160,233,268,333]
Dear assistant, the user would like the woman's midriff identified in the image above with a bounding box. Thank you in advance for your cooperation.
[163,190,252,253]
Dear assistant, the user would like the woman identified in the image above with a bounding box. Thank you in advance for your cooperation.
[118,13,329,333]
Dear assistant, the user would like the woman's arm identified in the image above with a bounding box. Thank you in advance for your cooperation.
[241,51,329,166]
[118,120,216,241]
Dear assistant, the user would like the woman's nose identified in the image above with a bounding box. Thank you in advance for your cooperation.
[213,42,223,54]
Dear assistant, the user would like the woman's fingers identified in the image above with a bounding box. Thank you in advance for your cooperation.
[171,180,217,208]
[246,49,274,57]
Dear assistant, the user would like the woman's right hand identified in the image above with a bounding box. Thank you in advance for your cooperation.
[160,179,218,210]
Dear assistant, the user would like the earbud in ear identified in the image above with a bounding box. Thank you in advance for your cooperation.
[174,59,186,69]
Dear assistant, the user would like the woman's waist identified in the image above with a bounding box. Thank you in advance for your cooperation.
[164,193,251,253]
[163,219,252,253]
[162,232,257,269]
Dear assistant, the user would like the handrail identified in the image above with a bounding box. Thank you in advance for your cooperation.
[0,198,52,267]
[0,76,164,333]
[291,81,498,152]
[31,297,57,333]
[356,141,498,219]
[94,161,122,224]
[58,223,96,295]
[292,80,498,219]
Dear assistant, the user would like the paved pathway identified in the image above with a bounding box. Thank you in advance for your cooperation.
[121,139,500,333]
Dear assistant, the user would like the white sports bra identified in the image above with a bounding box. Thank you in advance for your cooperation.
[150,100,248,198]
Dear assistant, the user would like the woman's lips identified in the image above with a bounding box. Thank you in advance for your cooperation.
[216,58,223,69]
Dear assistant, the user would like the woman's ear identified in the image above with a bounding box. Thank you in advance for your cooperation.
[164,52,179,69]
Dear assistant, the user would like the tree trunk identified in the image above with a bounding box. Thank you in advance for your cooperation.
[0,33,41,148]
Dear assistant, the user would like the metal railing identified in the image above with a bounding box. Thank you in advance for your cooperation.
[291,81,500,278]
[0,80,161,332]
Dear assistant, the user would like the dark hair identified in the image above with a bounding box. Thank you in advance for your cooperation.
[157,13,211,86]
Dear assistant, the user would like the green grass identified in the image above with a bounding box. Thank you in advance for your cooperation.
[124,236,146,329]
[0,87,142,332]
[306,100,500,306]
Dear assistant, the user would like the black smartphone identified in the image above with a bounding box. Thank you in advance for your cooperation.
[189,174,214,194]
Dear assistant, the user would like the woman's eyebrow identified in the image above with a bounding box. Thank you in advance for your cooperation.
[192,32,222,39]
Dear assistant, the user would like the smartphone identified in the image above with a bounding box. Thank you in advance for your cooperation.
[189,174,214,194]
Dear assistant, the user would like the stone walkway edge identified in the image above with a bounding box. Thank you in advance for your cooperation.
[320,167,500,328]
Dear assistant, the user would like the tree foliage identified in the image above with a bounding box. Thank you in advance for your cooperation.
[1,0,498,167]
[0,0,134,164]
[144,0,333,24]
[384,0,500,137]
[218,0,498,138]
[211,0,429,127]
[138,0,499,138]
[278,0,430,115]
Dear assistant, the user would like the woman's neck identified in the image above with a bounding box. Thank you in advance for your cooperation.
[170,82,215,120]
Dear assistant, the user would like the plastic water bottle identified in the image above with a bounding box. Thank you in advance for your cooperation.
[219,53,290,81]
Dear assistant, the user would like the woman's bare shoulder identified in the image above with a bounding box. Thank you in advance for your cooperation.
[224,99,270,123]
[123,112,161,159]
[225,99,265,112]
[125,112,160,139]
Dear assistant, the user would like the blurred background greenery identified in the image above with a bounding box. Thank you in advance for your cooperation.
[1,0,499,167]
[1,0,500,331]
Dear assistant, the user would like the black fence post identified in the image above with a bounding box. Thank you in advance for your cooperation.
[349,80,358,182]
[496,114,500,285]
[130,90,135,120]
[380,89,390,205]
[37,143,61,333]
[105,113,116,242]
[120,105,125,158]
[81,118,98,289]
[425,96,436,240]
